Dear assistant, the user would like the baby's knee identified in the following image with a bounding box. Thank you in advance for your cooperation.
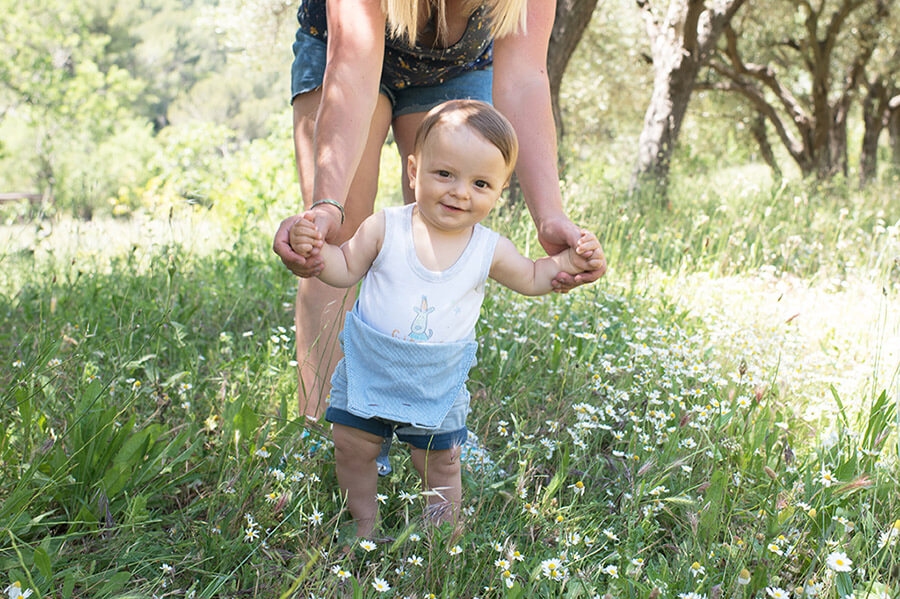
[414,445,462,479]
[332,424,384,461]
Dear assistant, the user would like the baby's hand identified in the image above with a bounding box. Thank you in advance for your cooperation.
[289,213,324,258]
[568,229,604,273]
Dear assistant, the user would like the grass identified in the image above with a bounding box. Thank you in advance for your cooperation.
[1,153,899,598]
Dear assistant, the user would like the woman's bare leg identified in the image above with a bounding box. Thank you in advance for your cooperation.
[292,91,393,419]
[392,112,428,205]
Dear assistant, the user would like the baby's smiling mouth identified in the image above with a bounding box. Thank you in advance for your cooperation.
[440,203,464,212]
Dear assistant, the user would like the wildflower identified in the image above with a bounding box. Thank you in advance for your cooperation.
[398,490,418,503]
[800,581,822,597]
[449,545,463,555]
[12,360,24,368]
[269,468,285,482]
[540,558,568,581]
[767,587,790,599]
[819,469,837,487]
[495,558,511,569]
[631,557,645,568]
[767,543,784,556]
[160,563,174,576]
[255,446,270,458]
[244,526,260,542]
[308,510,323,525]
[331,566,351,580]
[825,551,852,572]
[409,533,421,542]
[678,593,706,599]
[491,541,504,552]
[48,358,61,367]
[371,577,391,592]
[501,569,516,588]
[602,564,620,578]
[737,568,751,585]
[265,492,279,504]
[407,555,423,567]
[376,493,388,504]
[833,516,854,532]
[689,561,706,577]
[359,540,377,552]
[569,481,586,496]
[510,549,524,561]
[6,582,33,599]
[603,528,619,542]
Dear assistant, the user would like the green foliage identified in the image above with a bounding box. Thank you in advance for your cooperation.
[1,189,897,595]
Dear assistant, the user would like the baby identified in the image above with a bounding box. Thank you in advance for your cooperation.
[291,99,603,538]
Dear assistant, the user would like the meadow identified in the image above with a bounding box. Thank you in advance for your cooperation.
[1,141,899,598]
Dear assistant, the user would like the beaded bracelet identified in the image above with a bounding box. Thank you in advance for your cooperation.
[310,199,345,225]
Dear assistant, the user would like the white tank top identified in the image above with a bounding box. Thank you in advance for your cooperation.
[357,204,499,343]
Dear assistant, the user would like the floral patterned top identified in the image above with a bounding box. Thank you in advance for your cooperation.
[296,0,493,89]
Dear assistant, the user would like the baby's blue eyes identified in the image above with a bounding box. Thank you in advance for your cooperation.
[437,170,451,177]
[475,180,489,189]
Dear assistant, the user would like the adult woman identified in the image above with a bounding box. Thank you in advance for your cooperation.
[273,0,606,420]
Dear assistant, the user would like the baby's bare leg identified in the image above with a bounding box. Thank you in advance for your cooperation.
[410,445,462,526]
[333,424,384,537]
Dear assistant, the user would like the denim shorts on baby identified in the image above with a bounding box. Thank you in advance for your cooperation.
[290,30,493,118]
[325,374,470,451]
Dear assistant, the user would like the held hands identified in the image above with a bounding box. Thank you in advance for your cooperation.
[289,213,325,259]
[272,203,343,278]
[565,229,605,274]
[536,214,607,291]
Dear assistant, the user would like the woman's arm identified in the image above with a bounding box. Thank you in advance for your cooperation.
[492,2,607,288]
[307,0,387,238]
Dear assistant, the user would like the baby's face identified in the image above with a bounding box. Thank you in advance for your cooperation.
[407,122,510,234]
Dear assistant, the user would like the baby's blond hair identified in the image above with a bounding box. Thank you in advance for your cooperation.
[414,100,518,176]
[382,0,527,45]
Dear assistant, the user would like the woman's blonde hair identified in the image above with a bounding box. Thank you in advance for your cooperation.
[414,100,519,175]
[382,0,527,45]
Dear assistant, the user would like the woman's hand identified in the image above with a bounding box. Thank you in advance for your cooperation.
[536,214,607,291]
[274,203,345,278]
[274,214,323,278]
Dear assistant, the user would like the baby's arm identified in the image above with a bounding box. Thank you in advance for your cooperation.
[288,212,384,288]
[490,229,603,296]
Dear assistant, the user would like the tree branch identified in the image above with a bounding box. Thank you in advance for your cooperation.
[683,0,705,54]
[700,78,805,162]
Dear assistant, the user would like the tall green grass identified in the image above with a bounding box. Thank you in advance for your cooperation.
[1,159,898,597]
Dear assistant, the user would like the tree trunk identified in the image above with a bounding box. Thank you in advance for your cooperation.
[631,55,701,202]
[547,0,601,139]
[859,80,887,186]
[750,112,781,179]
[889,95,900,170]
[630,0,747,203]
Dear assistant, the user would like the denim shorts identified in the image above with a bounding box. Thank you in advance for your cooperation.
[325,373,470,451]
[291,30,493,117]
